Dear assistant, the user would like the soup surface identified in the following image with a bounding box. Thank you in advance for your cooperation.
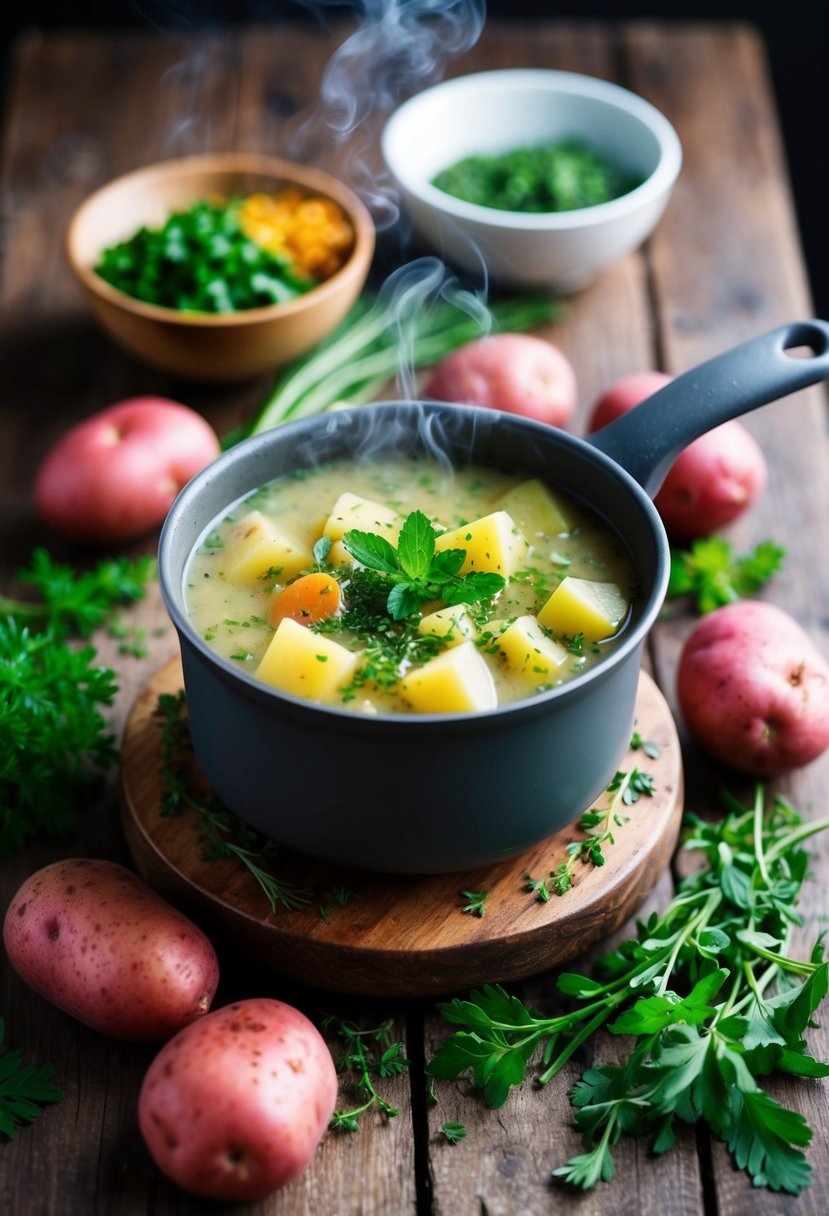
[185,458,637,715]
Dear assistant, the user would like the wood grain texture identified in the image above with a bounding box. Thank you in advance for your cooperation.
[1,17,828,1216]
[120,660,682,997]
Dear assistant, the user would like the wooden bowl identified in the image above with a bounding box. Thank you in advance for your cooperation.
[382,69,681,293]
[66,153,375,382]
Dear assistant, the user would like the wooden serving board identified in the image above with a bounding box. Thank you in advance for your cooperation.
[121,658,684,997]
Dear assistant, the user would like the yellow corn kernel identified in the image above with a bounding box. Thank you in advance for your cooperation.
[238,188,354,280]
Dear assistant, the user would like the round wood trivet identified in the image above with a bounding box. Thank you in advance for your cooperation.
[121,658,683,998]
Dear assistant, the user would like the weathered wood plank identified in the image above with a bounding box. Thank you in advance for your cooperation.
[624,23,829,1216]
[0,24,419,1216]
[2,17,827,1216]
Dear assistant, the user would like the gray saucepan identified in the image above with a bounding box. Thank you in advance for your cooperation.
[158,319,829,874]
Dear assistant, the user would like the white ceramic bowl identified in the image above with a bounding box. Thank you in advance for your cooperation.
[381,69,682,293]
[66,154,375,382]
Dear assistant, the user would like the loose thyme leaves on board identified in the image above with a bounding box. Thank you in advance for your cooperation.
[428,786,829,1195]
[524,759,658,901]
[154,691,312,913]
[319,886,360,923]
[0,1018,63,1137]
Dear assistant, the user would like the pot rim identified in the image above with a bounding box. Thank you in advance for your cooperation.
[158,401,670,730]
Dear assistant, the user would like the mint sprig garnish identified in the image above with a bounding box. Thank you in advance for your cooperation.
[343,510,505,621]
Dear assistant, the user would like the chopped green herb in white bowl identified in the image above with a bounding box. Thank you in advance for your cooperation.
[382,69,682,292]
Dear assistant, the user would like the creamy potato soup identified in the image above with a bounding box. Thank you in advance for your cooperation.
[185,458,637,715]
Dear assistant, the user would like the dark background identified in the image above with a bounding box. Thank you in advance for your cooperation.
[2,1,827,318]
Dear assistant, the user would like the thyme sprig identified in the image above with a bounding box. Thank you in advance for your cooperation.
[461,890,489,918]
[154,691,311,913]
[0,1019,63,1137]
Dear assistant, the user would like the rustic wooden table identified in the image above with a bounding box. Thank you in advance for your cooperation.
[2,17,828,1216]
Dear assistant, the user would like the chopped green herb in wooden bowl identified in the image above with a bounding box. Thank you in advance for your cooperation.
[66,154,375,381]
[94,188,355,314]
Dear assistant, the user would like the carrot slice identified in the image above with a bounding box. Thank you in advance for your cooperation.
[268,572,341,627]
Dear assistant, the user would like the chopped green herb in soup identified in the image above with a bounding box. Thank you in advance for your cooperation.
[185,459,637,714]
[431,139,643,213]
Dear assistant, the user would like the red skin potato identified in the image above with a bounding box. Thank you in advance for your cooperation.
[676,601,829,775]
[138,998,338,1202]
[588,372,768,538]
[2,859,220,1041]
[33,396,220,545]
[423,332,578,427]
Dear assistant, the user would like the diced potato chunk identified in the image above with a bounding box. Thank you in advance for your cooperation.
[400,641,497,713]
[434,510,528,577]
[483,615,570,685]
[323,492,402,543]
[223,510,314,585]
[418,605,477,648]
[326,539,355,569]
[494,479,573,539]
[537,576,629,642]
[254,617,358,701]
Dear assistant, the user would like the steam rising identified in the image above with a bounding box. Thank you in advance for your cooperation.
[379,257,490,399]
[285,0,485,227]
[133,0,498,435]
[288,254,496,474]
[293,0,486,138]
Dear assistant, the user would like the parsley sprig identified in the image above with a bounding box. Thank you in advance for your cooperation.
[524,740,660,901]
[428,786,829,1195]
[343,510,505,621]
[327,1018,411,1131]
[668,537,785,614]
[0,1018,63,1137]
[0,550,155,854]
[0,549,155,637]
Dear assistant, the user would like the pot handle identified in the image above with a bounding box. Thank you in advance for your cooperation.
[586,319,829,495]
